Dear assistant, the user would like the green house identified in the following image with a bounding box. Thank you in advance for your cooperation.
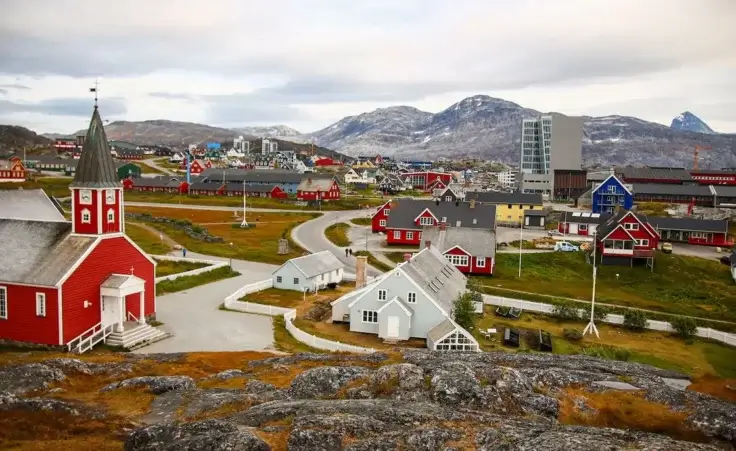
[116,162,142,179]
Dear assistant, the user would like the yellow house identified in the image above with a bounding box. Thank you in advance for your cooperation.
[464,191,544,225]
[352,160,376,169]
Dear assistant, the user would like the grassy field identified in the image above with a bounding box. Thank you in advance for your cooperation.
[384,252,408,264]
[125,223,173,255]
[1,176,72,197]
[154,259,208,277]
[476,252,736,323]
[474,308,736,378]
[125,190,386,210]
[241,285,355,314]
[324,222,351,247]
[135,163,164,175]
[126,206,316,265]
[354,250,393,272]
[349,217,372,226]
[156,266,240,295]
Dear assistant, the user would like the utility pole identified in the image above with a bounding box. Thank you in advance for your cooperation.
[240,180,248,227]
[518,222,523,278]
[583,231,600,338]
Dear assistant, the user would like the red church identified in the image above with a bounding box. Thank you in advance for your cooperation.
[0,105,160,353]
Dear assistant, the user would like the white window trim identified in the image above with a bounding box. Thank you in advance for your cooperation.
[379,219,386,227]
[407,292,417,303]
[419,217,433,226]
[106,208,115,224]
[636,239,649,247]
[378,289,387,301]
[624,223,639,231]
[393,231,401,239]
[476,257,486,268]
[105,189,116,204]
[0,286,7,319]
[79,189,93,205]
[446,254,470,266]
[81,208,91,224]
[36,292,46,317]
[383,209,390,216]
[362,310,378,323]
[406,231,414,240]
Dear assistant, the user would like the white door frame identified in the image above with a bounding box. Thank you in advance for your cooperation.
[386,316,400,338]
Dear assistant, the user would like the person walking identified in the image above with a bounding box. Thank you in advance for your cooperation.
[349,248,353,257]
[182,247,187,258]
[345,248,349,258]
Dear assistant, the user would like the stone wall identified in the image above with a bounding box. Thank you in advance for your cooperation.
[126,213,224,243]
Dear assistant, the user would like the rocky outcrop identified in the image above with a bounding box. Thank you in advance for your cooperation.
[0,363,66,395]
[124,419,270,451]
[101,376,196,395]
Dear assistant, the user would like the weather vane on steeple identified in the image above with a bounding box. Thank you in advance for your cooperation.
[90,79,99,108]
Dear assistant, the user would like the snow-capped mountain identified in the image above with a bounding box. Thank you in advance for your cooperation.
[232,125,302,138]
[302,95,736,167]
[670,111,715,134]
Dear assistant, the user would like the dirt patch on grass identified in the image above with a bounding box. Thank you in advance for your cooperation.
[688,375,736,403]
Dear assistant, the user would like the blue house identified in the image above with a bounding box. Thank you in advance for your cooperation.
[592,174,633,214]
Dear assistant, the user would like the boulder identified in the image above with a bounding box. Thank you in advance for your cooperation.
[101,376,195,395]
[0,363,65,395]
[124,419,270,451]
[287,366,369,399]
[207,369,246,380]
[429,361,486,407]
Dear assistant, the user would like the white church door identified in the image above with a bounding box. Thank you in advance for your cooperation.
[101,296,121,329]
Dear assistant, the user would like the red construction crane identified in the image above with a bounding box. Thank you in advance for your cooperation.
[693,145,712,170]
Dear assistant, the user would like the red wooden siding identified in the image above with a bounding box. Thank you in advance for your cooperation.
[371,202,391,233]
[73,189,99,235]
[386,229,422,246]
[101,189,122,234]
[444,247,493,275]
[60,237,155,343]
[0,285,59,345]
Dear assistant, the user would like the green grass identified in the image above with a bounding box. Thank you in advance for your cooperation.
[478,252,736,323]
[354,250,393,272]
[349,217,372,226]
[272,316,324,353]
[126,223,173,254]
[384,252,408,264]
[136,163,164,175]
[0,176,72,198]
[154,259,209,277]
[324,223,351,247]
[156,266,240,295]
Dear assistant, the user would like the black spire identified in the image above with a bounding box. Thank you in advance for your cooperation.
[70,107,120,188]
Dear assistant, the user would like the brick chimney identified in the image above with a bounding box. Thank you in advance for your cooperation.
[439,222,446,231]
[355,256,368,288]
[470,199,476,209]
[307,177,312,185]
[425,240,431,249]
[403,253,412,262]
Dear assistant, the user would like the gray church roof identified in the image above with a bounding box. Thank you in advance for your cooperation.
[70,107,122,188]
[0,189,66,222]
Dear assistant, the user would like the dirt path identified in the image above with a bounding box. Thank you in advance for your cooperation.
[128,221,180,249]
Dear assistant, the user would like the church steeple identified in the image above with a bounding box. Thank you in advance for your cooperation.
[70,104,124,235]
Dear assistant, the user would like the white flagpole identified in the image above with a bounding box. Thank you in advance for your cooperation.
[583,230,600,337]
[240,180,248,227]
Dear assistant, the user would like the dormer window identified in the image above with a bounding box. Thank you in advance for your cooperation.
[81,209,91,224]
[107,209,115,224]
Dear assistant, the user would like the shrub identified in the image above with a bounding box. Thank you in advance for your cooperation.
[593,305,611,322]
[623,310,648,332]
[670,316,698,339]
[453,291,476,331]
[563,328,583,341]
[326,282,338,290]
[551,301,581,321]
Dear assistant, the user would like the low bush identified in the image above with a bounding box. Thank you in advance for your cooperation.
[623,310,648,332]
[563,328,583,341]
[551,301,581,321]
[583,345,631,362]
[670,316,698,339]
[593,305,611,322]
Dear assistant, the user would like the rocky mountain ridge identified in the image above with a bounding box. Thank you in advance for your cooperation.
[0,124,52,151]
[302,95,736,168]
[671,111,716,135]
[233,125,302,139]
[1,350,734,450]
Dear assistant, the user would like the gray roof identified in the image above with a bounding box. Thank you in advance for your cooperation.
[0,219,97,286]
[524,209,547,217]
[223,183,277,193]
[713,185,736,197]
[596,209,653,239]
[618,167,694,182]
[385,199,496,230]
[297,177,334,192]
[201,168,332,184]
[70,107,122,188]
[282,250,344,278]
[0,189,66,222]
[560,211,609,224]
[422,227,496,258]
[189,181,217,191]
[101,274,142,289]
[426,318,457,343]
[465,191,543,206]
[649,216,729,233]
[400,246,467,314]
[632,183,713,197]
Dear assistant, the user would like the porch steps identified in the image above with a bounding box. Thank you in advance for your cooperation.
[106,322,170,350]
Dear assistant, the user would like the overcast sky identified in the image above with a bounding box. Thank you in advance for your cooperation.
[0,0,734,134]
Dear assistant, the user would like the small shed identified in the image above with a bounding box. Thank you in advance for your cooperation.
[116,162,142,180]
[272,250,345,292]
[523,209,547,229]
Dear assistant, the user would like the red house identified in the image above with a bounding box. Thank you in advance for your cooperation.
[0,157,27,182]
[223,183,288,198]
[421,224,496,275]
[296,177,340,201]
[401,171,453,192]
[649,217,732,247]
[0,106,160,352]
[181,158,209,175]
[124,177,188,194]
[314,157,341,167]
[595,209,660,266]
[371,200,392,233]
[558,211,609,236]
[382,198,496,246]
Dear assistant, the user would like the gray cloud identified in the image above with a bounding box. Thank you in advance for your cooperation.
[0,89,6,96]
[0,83,30,90]
[0,97,127,117]
[148,92,198,101]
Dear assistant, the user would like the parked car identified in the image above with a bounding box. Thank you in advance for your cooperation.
[661,242,673,254]
[554,241,579,252]
[720,254,731,266]
[547,230,564,237]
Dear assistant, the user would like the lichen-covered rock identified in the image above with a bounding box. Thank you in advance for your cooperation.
[247,352,388,369]
[245,380,278,394]
[207,369,246,380]
[404,428,460,451]
[687,395,736,442]
[292,414,391,437]
[345,435,400,451]
[0,363,65,395]
[0,391,102,417]
[43,358,133,375]
[479,366,532,395]
[101,376,195,395]
[288,366,369,399]
[124,419,270,451]
[519,393,560,418]
[372,363,425,392]
[430,361,486,407]
[287,428,342,451]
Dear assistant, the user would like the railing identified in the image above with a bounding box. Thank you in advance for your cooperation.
[483,294,736,347]
[127,311,139,322]
[151,254,230,283]
[224,280,376,354]
[67,322,115,354]
[66,322,104,352]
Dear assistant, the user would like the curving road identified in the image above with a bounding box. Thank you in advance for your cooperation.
[291,209,383,277]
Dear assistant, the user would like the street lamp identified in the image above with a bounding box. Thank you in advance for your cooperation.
[583,231,600,338]
[229,242,233,269]
[517,220,523,278]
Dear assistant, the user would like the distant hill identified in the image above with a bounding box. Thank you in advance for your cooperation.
[0,125,53,152]
[232,125,302,138]
[670,111,715,134]
[68,120,245,146]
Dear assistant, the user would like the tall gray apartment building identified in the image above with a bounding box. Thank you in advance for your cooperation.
[518,112,583,194]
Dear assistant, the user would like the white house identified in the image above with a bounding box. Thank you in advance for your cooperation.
[497,171,516,188]
[169,152,184,163]
[272,251,345,292]
[331,246,480,351]
[227,148,246,159]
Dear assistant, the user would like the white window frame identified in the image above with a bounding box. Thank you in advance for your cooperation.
[406,231,414,240]
[379,219,386,227]
[107,208,115,224]
[378,289,387,301]
[441,216,447,223]
[407,292,417,303]
[383,209,390,216]
[636,239,649,247]
[476,257,486,268]
[445,196,452,202]
[579,224,588,231]
[624,223,639,231]
[105,189,116,204]
[362,310,378,323]
[81,208,91,224]
[445,254,470,266]
[276,276,283,283]
[419,216,433,226]
[36,292,46,317]
[393,231,401,239]
[0,287,6,319]
[78,189,93,205]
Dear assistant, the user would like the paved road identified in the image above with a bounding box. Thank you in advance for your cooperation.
[141,158,177,176]
[135,251,279,353]
[291,209,383,277]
